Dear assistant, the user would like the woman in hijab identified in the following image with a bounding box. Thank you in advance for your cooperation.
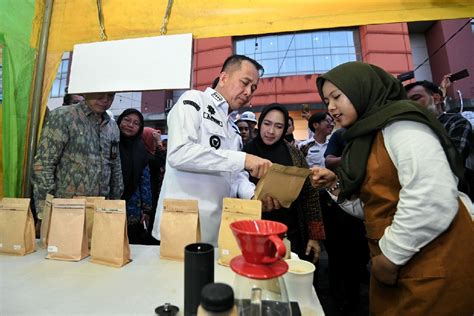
[117,109,153,244]
[243,103,325,264]
[310,62,473,315]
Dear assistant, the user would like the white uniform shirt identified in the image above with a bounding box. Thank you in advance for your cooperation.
[299,138,329,167]
[152,88,255,245]
[334,120,462,265]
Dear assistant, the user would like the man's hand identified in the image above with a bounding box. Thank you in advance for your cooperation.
[259,193,281,212]
[371,253,400,286]
[245,154,272,179]
[305,239,321,264]
[439,74,452,97]
[309,166,337,189]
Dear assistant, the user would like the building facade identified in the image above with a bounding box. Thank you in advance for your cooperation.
[46,18,473,139]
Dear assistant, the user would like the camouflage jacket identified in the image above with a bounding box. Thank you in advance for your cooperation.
[32,102,123,213]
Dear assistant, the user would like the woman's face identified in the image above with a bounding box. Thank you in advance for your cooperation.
[322,80,358,127]
[119,113,141,137]
[260,109,285,145]
[237,121,250,142]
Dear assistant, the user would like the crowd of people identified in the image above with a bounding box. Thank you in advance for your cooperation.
[31,55,473,315]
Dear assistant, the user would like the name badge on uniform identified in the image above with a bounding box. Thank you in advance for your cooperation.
[203,112,223,127]
[110,141,119,160]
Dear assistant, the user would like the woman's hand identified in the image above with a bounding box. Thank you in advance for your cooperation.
[305,239,321,264]
[310,166,338,189]
[259,194,281,212]
[371,253,400,285]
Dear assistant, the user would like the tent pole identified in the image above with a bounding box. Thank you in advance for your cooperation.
[23,0,54,197]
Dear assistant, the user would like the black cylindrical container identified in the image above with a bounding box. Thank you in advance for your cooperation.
[184,243,214,316]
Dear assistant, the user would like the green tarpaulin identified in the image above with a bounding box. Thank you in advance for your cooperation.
[0,0,36,197]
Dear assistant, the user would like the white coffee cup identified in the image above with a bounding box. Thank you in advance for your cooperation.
[284,259,317,315]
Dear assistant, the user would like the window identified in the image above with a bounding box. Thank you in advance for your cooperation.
[235,29,361,77]
[50,54,70,98]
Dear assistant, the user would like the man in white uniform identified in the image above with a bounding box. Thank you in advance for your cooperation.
[152,55,275,245]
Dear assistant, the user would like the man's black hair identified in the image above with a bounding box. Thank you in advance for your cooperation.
[211,77,219,89]
[405,80,443,96]
[220,54,264,77]
[63,94,73,106]
[308,112,329,132]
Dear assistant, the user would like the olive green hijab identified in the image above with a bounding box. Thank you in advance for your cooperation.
[316,62,465,201]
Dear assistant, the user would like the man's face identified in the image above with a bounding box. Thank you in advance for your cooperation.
[407,85,434,108]
[216,60,260,111]
[84,92,115,114]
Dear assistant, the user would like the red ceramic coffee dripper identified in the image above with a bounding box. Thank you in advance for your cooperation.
[230,219,287,265]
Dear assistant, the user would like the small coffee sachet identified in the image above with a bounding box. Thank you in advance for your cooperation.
[46,198,88,261]
[0,198,36,255]
[74,196,105,249]
[217,198,261,266]
[90,200,131,268]
[254,163,311,208]
[160,199,200,261]
[39,194,54,248]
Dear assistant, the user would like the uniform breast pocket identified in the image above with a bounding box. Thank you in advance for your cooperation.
[202,118,225,150]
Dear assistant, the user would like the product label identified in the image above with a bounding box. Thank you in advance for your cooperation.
[48,245,58,253]
[0,243,3,248]
[222,249,230,255]
[13,245,21,250]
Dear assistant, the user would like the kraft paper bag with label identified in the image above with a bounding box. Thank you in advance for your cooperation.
[74,196,105,249]
[0,198,36,255]
[40,194,54,248]
[217,198,261,266]
[254,163,311,208]
[160,199,200,261]
[90,200,131,268]
[46,198,88,261]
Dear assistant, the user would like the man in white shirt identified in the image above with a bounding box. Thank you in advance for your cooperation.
[152,55,275,245]
[299,112,335,167]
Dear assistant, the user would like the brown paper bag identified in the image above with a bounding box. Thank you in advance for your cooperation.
[0,198,36,255]
[40,194,54,248]
[254,163,311,208]
[46,198,88,261]
[90,200,131,268]
[217,198,261,266]
[74,196,105,249]
[160,199,200,261]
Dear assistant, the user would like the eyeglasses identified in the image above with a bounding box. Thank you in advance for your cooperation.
[122,117,141,127]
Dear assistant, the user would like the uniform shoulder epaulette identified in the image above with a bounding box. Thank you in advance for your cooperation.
[183,100,200,111]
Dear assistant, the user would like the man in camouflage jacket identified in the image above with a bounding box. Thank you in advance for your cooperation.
[32,92,123,216]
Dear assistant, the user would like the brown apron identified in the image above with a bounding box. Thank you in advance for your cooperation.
[359,132,474,316]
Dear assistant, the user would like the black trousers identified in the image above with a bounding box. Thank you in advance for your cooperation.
[319,191,369,309]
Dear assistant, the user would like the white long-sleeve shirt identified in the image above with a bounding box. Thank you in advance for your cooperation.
[151,88,255,245]
[335,120,462,266]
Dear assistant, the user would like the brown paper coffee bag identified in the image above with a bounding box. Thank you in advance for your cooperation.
[217,198,261,266]
[74,196,105,249]
[254,163,311,208]
[40,194,54,248]
[0,198,36,255]
[46,198,88,261]
[160,199,200,261]
[90,200,131,268]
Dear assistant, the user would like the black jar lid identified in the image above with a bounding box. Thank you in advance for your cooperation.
[200,283,234,312]
[155,302,179,316]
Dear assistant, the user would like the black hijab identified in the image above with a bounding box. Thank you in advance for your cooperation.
[117,108,149,201]
[243,103,292,183]
[316,62,465,201]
